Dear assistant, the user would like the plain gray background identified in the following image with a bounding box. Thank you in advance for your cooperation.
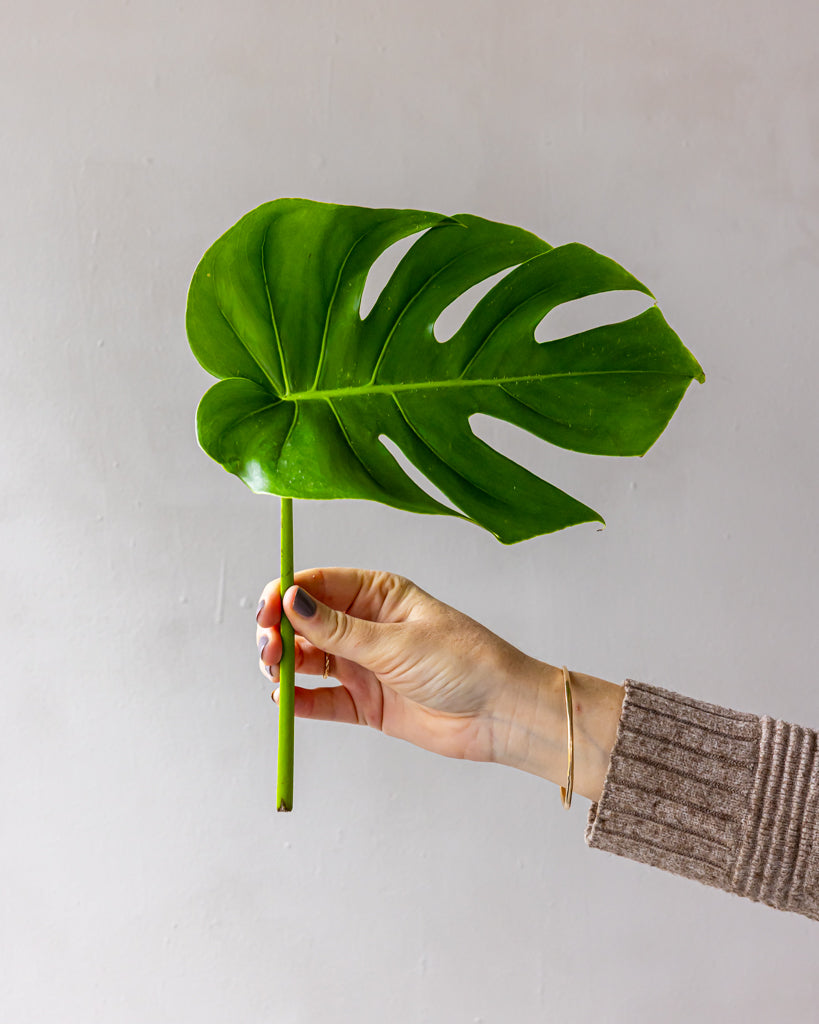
[3,0,818,1020]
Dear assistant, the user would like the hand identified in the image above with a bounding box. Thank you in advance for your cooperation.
[256,567,547,764]
[255,567,624,800]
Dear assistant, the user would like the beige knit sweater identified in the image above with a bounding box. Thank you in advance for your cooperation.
[585,680,819,921]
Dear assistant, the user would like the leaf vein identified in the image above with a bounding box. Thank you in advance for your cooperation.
[213,296,280,394]
[458,277,562,379]
[368,241,519,385]
[498,383,571,428]
[391,395,496,502]
[222,399,282,433]
[311,224,385,391]
[324,399,385,490]
[275,403,299,471]
[287,367,693,403]
[260,220,291,394]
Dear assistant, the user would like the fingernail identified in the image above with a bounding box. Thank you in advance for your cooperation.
[256,599,265,622]
[272,688,280,703]
[267,665,275,678]
[258,635,268,658]
[293,587,316,618]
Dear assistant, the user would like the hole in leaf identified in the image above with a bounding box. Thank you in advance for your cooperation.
[534,290,654,343]
[433,265,520,343]
[360,229,431,319]
[378,434,462,514]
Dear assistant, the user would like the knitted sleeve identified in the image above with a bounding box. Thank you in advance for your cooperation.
[585,680,819,921]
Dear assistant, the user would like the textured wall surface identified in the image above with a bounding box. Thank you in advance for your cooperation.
[2,1,818,1020]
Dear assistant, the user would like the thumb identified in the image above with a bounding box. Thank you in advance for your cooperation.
[284,585,384,669]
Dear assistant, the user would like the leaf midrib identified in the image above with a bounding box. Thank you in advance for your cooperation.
[284,368,694,402]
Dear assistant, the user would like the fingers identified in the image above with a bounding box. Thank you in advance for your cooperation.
[257,585,322,678]
[259,634,327,681]
[282,584,389,672]
[256,567,418,680]
[272,684,359,724]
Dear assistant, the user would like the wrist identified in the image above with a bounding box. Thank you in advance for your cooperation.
[491,658,565,780]
[491,657,625,803]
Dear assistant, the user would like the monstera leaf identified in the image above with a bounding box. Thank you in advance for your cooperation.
[186,199,703,545]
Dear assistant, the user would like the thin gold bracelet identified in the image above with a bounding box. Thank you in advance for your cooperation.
[560,666,574,810]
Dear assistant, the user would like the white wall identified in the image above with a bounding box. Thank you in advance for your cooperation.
[3,1,818,1020]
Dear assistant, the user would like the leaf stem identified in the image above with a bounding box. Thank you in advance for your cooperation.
[277,496,295,811]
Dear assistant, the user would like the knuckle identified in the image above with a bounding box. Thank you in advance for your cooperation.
[374,570,414,607]
[325,609,353,650]
[383,570,408,592]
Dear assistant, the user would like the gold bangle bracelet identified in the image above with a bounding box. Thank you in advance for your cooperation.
[560,666,574,810]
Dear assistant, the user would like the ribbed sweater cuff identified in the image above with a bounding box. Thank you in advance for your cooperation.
[585,680,819,921]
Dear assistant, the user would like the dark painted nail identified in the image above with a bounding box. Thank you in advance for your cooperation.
[293,587,317,618]
[256,599,265,622]
[258,635,269,658]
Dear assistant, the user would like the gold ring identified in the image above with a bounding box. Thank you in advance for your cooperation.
[323,652,331,679]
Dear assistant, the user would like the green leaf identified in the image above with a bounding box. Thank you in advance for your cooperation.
[187,199,704,544]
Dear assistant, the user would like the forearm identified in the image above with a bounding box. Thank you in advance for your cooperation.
[492,658,625,803]
[498,666,819,922]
